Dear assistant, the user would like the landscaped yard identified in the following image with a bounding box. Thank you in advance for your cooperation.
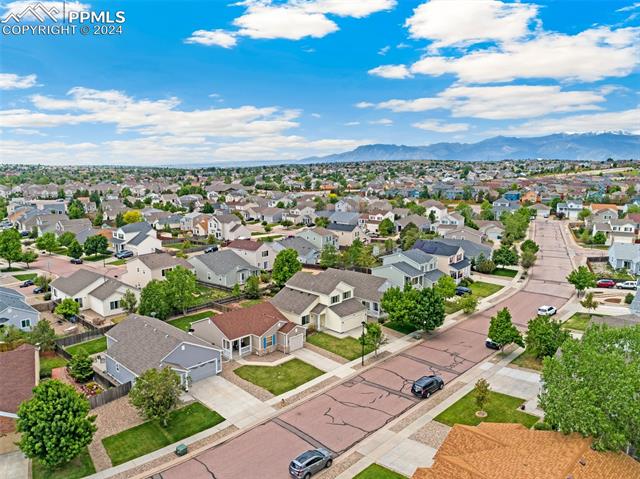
[108,259,127,266]
[13,272,37,281]
[239,298,266,308]
[192,284,231,305]
[39,354,68,378]
[490,268,518,278]
[167,311,215,331]
[65,336,107,356]
[32,447,95,479]
[353,464,407,479]
[383,320,417,335]
[434,390,539,428]
[234,358,324,396]
[511,349,543,371]
[470,281,503,298]
[562,312,603,331]
[307,331,373,361]
[83,253,111,262]
[102,402,225,466]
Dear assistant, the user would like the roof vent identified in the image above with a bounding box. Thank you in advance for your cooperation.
[181,344,185,350]
[165,334,169,338]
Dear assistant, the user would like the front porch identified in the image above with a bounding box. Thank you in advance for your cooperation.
[222,336,252,359]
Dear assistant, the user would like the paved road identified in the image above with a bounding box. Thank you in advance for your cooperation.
[156,219,575,479]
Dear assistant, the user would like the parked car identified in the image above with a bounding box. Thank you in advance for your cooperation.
[115,250,133,259]
[616,280,637,290]
[20,231,30,237]
[20,280,34,288]
[485,338,501,350]
[289,448,332,478]
[33,286,46,294]
[411,374,445,399]
[596,279,616,288]
[204,246,218,254]
[455,286,472,296]
[537,305,557,316]
[70,258,83,264]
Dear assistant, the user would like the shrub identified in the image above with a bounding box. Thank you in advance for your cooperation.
[43,292,51,300]
[533,422,553,431]
[625,293,634,304]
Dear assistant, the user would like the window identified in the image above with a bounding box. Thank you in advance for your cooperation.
[261,250,269,257]
[75,298,83,308]
[331,294,340,304]
[161,268,171,277]
[301,315,310,325]
[21,319,31,329]
[342,291,351,300]
[109,300,120,310]
[264,335,274,347]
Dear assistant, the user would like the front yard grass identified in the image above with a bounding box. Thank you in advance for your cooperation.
[562,312,602,331]
[32,447,95,479]
[353,464,407,479]
[167,311,215,331]
[383,320,417,335]
[470,281,503,298]
[307,331,373,361]
[65,336,107,356]
[84,253,111,262]
[490,268,518,278]
[108,259,127,266]
[13,272,37,281]
[434,390,539,428]
[102,402,224,466]
[39,354,68,378]
[511,349,543,371]
[234,358,324,396]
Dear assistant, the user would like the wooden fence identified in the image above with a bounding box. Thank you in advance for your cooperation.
[88,381,131,409]
[54,325,112,348]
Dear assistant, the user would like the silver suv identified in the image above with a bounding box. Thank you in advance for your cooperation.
[289,448,332,478]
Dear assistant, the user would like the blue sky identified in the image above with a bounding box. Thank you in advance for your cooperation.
[0,0,639,166]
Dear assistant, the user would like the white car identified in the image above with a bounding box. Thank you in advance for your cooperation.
[537,305,557,316]
[616,280,637,290]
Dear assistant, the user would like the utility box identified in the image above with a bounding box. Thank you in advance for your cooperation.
[175,444,188,456]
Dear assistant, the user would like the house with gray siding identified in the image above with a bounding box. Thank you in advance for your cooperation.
[104,314,222,389]
[0,287,40,332]
[372,249,443,290]
[188,250,259,287]
[608,243,640,275]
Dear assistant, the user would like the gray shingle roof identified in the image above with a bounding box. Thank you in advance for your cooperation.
[392,261,423,277]
[414,239,461,257]
[329,297,366,317]
[437,238,492,261]
[276,237,319,258]
[270,287,318,315]
[137,252,192,271]
[402,248,434,264]
[51,269,103,296]
[189,250,257,275]
[0,287,37,315]
[322,269,388,302]
[89,278,128,301]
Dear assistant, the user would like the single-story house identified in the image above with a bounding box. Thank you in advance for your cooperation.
[0,286,40,332]
[188,249,259,287]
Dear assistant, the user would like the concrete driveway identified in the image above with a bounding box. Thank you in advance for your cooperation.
[187,375,275,428]
[0,451,28,479]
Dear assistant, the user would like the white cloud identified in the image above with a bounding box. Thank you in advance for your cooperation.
[368,64,413,79]
[405,0,538,50]
[412,120,469,133]
[185,29,238,48]
[186,0,395,47]
[355,101,374,108]
[1,1,88,22]
[13,128,46,136]
[344,121,360,126]
[363,85,608,120]
[378,45,390,56]
[369,118,393,126]
[310,113,321,118]
[0,73,38,90]
[504,108,640,136]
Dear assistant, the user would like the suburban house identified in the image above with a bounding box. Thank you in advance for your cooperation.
[608,243,640,274]
[105,314,222,388]
[191,302,306,359]
[188,249,259,287]
[111,222,162,256]
[322,268,389,319]
[396,214,431,232]
[51,269,138,319]
[0,344,38,434]
[227,239,275,271]
[492,198,520,218]
[440,225,487,244]
[0,286,40,332]
[556,200,584,219]
[589,218,636,245]
[413,239,471,283]
[271,271,365,333]
[477,220,505,241]
[122,252,193,289]
[437,238,493,263]
[273,236,320,265]
[372,249,444,290]
[208,214,251,241]
[531,203,551,218]
[326,222,367,247]
[412,423,640,479]
[296,227,338,250]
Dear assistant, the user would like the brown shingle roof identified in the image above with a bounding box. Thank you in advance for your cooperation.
[0,344,37,414]
[412,423,640,479]
[211,302,289,339]
[228,239,263,251]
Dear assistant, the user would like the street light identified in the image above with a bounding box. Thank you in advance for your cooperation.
[361,321,367,366]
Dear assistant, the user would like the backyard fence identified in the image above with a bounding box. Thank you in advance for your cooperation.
[54,325,112,348]
[88,381,131,409]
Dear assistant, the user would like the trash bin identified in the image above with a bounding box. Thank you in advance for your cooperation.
[175,444,188,456]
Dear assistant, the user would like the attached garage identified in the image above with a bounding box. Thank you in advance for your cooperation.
[188,358,220,382]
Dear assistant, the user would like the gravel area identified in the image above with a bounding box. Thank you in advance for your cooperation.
[303,342,349,364]
[112,425,238,479]
[274,376,340,409]
[390,382,465,433]
[88,396,145,471]
[410,421,451,449]
[316,451,364,479]
[220,360,274,401]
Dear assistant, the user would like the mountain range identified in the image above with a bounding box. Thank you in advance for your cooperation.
[299,132,639,164]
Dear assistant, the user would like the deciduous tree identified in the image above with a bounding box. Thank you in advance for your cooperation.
[21,250,38,268]
[138,280,171,320]
[244,275,261,299]
[434,275,456,300]
[27,320,56,351]
[525,315,569,359]
[0,228,23,269]
[83,234,108,256]
[36,232,58,256]
[378,218,395,237]
[129,367,182,427]
[488,307,523,351]
[123,210,143,224]
[566,265,597,297]
[67,240,84,259]
[68,348,94,383]
[120,289,138,314]
[272,248,302,287]
[474,378,491,414]
[319,244,339,268]
[54,298,80,319]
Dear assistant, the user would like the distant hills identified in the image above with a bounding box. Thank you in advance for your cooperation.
[299,132,640,164]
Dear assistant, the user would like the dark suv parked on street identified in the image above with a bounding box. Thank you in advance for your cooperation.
[411,375,445,398]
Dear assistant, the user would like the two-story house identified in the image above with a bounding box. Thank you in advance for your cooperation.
[0,287,40,332]
[372,249,444,290]
[111,222,162,256]
[296,227,338,250]
[557,200,584,220]
[227,239,275,271]
[413,240,471,283]
[122,252,193,289]
[208,214,251,241]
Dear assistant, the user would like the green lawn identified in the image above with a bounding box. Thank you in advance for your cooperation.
[167,311,215,331]
[353,464,407,479]
[240,298,265,308]
[563,312,602,331]
[511,349,543,371]
[65,336,107,356]
[102,402,225,466]
[13,272,37,281]
[383,320,417,335]
[470,281,503,298]
[108,259,127,266]
[32,447,95,479]
[445,300,462,315]
[307,331,373,361]
[234,358,324,396]
[1,266,24,272]
[490,268,518,278]
[39,355,68,378]
[434,390,539,428]
[192,284,231,305]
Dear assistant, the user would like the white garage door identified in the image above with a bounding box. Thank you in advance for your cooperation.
[288,334,304,352]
